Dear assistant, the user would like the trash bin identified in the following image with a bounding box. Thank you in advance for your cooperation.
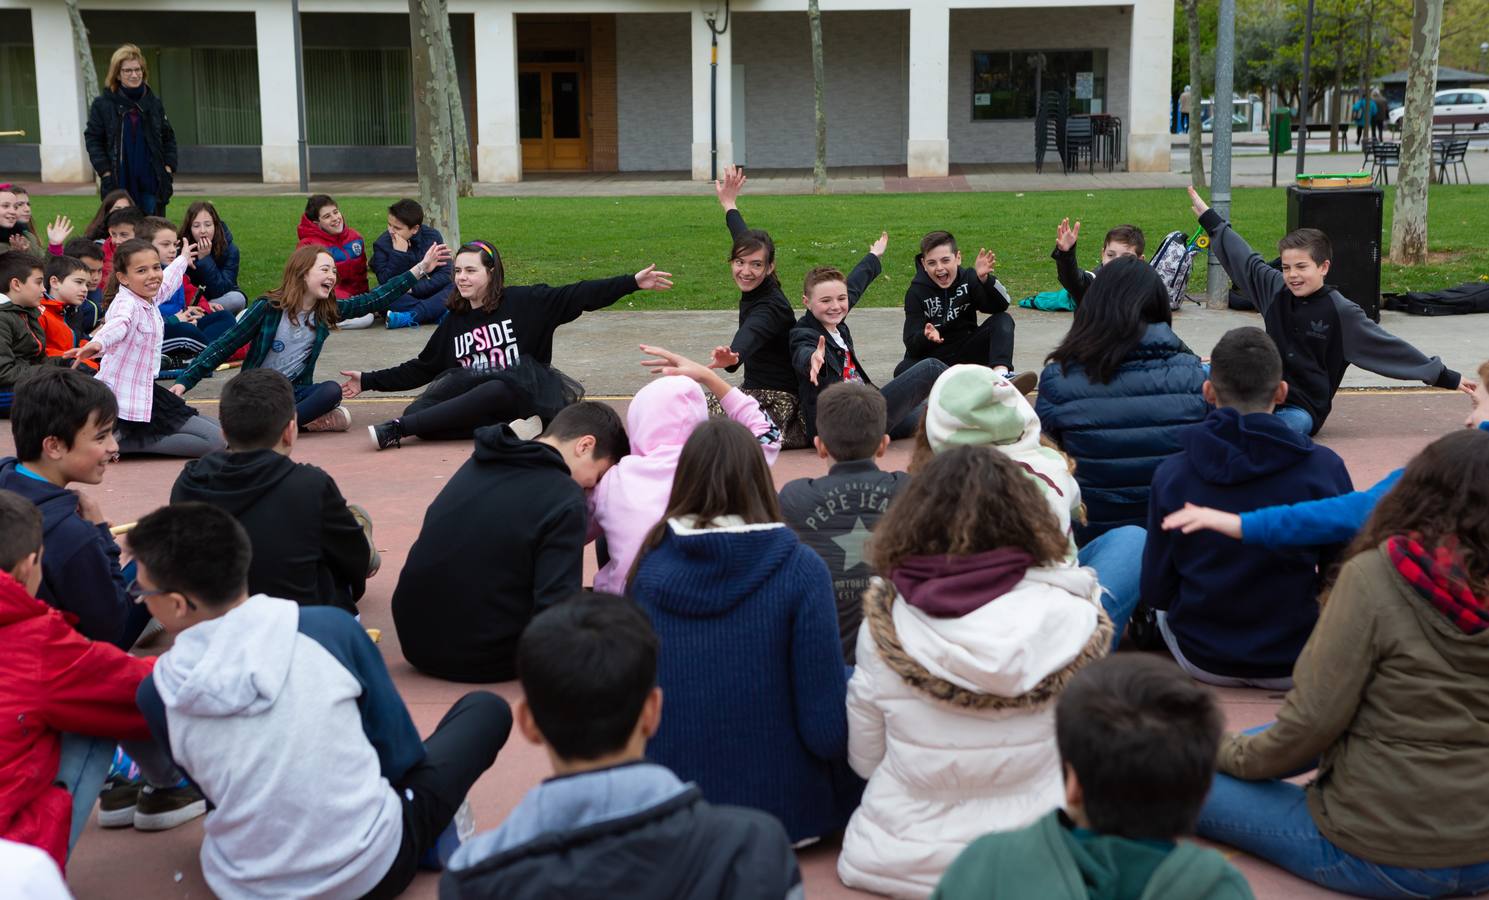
[1286,185,1383,321]
[1269,109,1293,155]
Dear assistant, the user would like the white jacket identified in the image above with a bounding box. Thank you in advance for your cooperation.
[837,571,1112,899]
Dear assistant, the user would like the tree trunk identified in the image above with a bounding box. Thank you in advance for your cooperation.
[442,37,473,197]
[64,0,99,103]
[1390,0,1445,265]
[409,0,460,245]
[1184,0,1207,188]
[808,0,828,193]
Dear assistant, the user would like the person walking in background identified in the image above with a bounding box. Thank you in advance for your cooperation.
[84,45,176,217]
[1179,86,1193,134]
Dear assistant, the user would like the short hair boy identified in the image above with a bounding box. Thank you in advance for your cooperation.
[170,368,375,611]
[1190,187,1467,435]
[393,400,629,682]
[779,382,907,661]
[131,502,513,899]
[1142,327,1353,688]
[0,368,136,646]
[371,197,453,329]
[443,593,803,899]
[40,256,95,367]
[897,229,1017,377]
[790,233,946,442]
[1,253,71,392]
[1051,219,1147,306]
[932,655,1247,899]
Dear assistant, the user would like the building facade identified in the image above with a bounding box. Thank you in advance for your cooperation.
[6,0,1173,184]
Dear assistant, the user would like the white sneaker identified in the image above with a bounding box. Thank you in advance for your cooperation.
[509,415,543,441]
[303,406,353,433]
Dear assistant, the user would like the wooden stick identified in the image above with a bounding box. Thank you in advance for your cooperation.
[109,522,136,536]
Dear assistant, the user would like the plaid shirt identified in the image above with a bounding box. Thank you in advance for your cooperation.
[94,254,190,423]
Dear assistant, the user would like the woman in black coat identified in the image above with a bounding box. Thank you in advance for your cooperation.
[84,44,177,216]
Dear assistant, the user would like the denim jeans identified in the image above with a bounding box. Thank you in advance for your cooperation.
[1275,405,1315,436]
[389,290,449,325]
[1077,524,1144,648]
[1199,774,1489,899]
[880,358,948,440]
[55,734,179,857]
[294,381,343,427]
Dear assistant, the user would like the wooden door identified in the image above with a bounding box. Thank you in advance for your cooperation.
[518,65,589,171]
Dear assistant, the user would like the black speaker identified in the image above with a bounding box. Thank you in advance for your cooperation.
[1286,185,1383,321]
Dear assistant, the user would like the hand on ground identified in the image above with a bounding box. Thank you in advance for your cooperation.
[169,384,187,397]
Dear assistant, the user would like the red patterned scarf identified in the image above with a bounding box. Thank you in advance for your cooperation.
[1387,533,1489,635]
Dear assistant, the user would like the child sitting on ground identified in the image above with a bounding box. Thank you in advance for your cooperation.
[296,194,369,315]
[1,255,72,404]
[443,592,804,899]
[1190,186,1472,435]
[40,256,97,371]
[0,489,198,869]
[66,238,226,458]
[932,655,1249,900]
[838,445,1112,898]
[791,235,947,441]
[61,239,106,335]
[1051,219,1145,306]
[137,216,236,362]
[1143,327,1353,689]
[181,201,247,314]
[0,369,135,646]
[393,401,628,683]
[896,230,1018,380]
[630,419,856,845]
[371,198,454,329]
[779,382,907,662]
[171,241,449,433]
[82,189,133,242]
[171,368,376,612]
[132,502,514,898]
[347,240,670,450]
[588,344,781,595]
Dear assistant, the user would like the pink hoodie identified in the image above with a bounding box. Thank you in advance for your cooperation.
[589,376,781,594]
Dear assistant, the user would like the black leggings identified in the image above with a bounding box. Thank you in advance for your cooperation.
[398,381,525,441]
[894,311,1015,376]
[364,691,513,899]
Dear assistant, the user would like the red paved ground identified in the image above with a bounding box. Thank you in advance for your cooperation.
[20,389,1470,899]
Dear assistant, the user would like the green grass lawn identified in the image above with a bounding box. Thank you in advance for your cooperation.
[39,186,1489,311]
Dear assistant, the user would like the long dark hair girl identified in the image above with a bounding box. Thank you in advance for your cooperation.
[447,240,507,314]
[180,200,228,262]
[84,189,134,240]
[1046,255,1173,385]
[628,418,782,587]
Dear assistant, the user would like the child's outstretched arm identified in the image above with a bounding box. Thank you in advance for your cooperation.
[170,301,273,394]
[1164,468,1402,548]
[716,165,750,237]
[1051,217,1094,304]
[1189,186,1285,314]
[1336,298,1463,391]
[338,241,449,320]
[640,344,782,464]
[969,247,1012,314]
[844,231,888,310]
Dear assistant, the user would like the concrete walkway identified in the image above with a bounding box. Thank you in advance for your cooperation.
[181,304,1487,402]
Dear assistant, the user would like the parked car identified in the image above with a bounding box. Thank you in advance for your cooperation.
[1388,88,1489,127]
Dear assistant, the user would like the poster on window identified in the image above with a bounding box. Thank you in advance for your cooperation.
[1075,71,1094,100]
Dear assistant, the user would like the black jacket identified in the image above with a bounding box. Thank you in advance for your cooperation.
[1051,243,1096,305]
[1201,208,1459,431]
[360,275,638,392]
[439,784,802,900]
[724,210,798,393]
[900,262,1010,361]
[779,458,908,662]
[83,87,178,206]
[788,253,882,440]
[0,458,132,647]
[392,425,586,683]
[171,449,369,612]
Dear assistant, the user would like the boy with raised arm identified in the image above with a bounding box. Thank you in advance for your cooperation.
[896,230,1019,382]
[1051,219,1146,306]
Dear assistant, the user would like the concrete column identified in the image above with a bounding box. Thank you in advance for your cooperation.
[474,6,521,183]
[1126,0,1173,172]
[690,9,732,181]
[906,1,949,177]
[31,4,92,183]
[255,3,302,183]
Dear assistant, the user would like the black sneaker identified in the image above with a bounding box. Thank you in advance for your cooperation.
[368,420,403,451]
[1126,604,1165,652]
[97,776,141,828]
[133,783,207,831]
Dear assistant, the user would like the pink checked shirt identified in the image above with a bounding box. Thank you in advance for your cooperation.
[93,253,190,423]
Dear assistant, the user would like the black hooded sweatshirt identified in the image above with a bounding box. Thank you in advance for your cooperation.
[723,210,798,393]
[392,424,586,683]
[171,449,369,613]
[900,262,1011,362]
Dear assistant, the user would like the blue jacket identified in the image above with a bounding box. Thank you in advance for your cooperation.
[1143,408,1354,679]
[187,222,242,300]
[371,226,453,301]
[1035,323,1208,542]
[0,458,131,647]
[631,521,855,843]
[1243,469,1401,547]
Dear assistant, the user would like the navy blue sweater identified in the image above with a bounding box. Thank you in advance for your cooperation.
[1035,323,1209,543]
[0,458,131,647]
[1142,408,1354,679]
[631,521,855,842]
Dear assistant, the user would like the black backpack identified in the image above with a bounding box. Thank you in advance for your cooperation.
[1382,282,1489,316]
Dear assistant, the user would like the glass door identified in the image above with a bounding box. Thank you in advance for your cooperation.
[516,65,589,171]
